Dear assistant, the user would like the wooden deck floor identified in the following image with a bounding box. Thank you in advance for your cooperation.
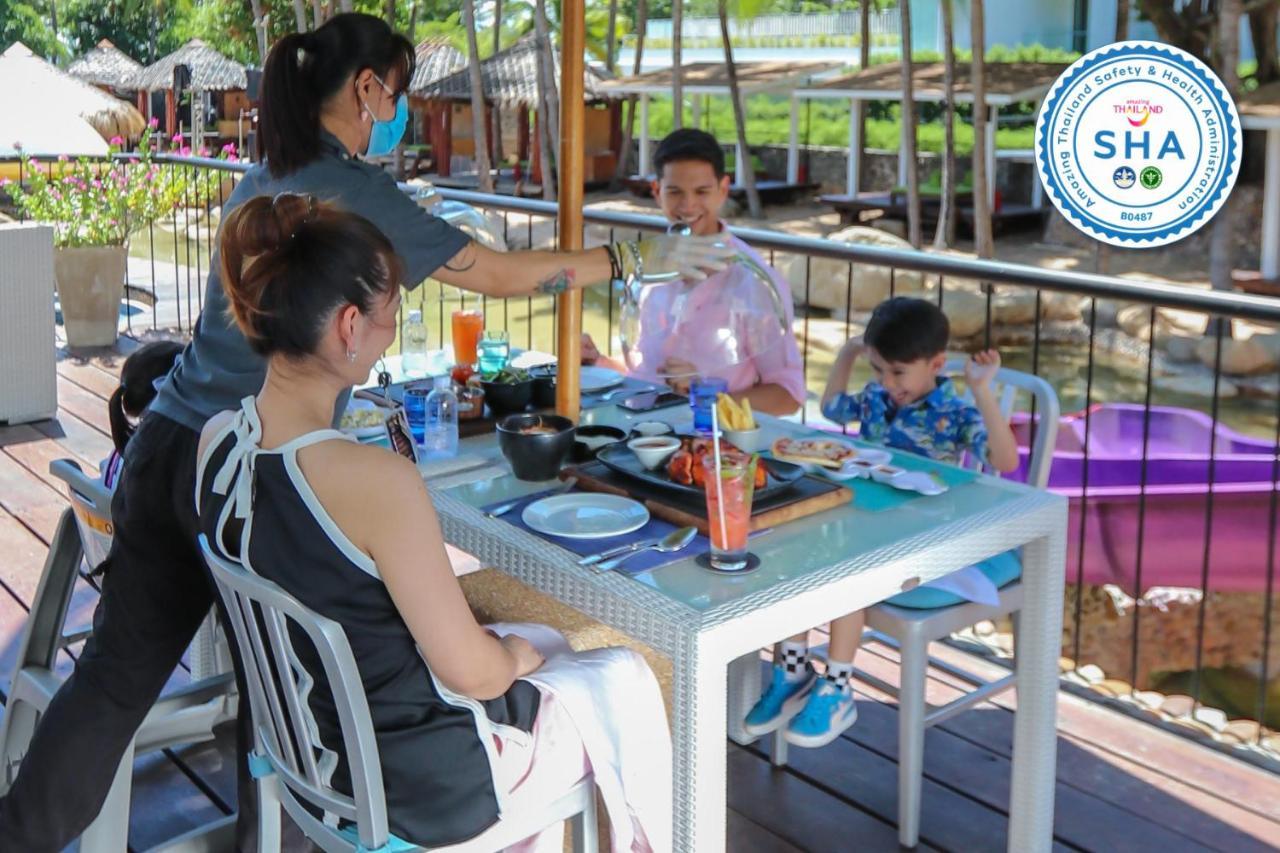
[1,343,1278,852]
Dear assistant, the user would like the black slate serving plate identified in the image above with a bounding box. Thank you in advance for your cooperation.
[596,439,805,501]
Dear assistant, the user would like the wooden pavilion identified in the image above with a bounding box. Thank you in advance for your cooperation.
[1236,81,1280,294]
[132,39,248,148]
[600,60,839,202]
[411,34,619,190]
[67,39,145,117]
[795,61,1068,233]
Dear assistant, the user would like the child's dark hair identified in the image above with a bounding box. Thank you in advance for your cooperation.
[108,340,184,453]
[653,128,726,179]
[220,193,404,358]
[864,297,950,363]
[258,13,415,177]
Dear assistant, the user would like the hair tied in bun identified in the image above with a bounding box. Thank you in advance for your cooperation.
[271,192,319,242]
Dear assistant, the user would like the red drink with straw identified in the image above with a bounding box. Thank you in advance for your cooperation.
[702,455,755,569]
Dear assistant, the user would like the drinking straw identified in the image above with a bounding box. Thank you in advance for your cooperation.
[709,398,729,551]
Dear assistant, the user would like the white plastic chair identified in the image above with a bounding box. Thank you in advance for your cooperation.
[199,535,600,852]
[728,363,1059,849]
[0,459,238,852]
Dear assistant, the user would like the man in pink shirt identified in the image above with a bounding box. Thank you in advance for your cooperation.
[583,129,805,415]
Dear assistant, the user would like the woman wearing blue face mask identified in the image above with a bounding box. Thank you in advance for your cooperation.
[0,12,732,852]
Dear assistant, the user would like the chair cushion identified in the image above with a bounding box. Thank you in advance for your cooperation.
[884,550,1022,609]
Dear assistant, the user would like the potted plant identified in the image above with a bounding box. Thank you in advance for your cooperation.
[3,123,233,347]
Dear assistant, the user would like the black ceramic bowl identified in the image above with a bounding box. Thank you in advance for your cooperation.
[481,378,535,416]
[497,414,577,481]
[529,365,557,408]
[571,425,627,463]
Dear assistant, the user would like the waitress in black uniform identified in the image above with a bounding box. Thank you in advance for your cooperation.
[0,13,726,850]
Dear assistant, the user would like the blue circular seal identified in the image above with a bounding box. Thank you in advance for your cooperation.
[1035,41,1240,248]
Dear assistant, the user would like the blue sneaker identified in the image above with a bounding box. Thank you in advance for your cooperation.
[784,679,857,747]
[743,663,817,737]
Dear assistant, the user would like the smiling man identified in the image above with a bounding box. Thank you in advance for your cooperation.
[583,129,805,416]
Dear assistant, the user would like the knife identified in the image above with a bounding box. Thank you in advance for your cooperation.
[485,476,578,520]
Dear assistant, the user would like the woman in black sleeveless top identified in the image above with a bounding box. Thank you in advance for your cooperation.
[193,194,668,850]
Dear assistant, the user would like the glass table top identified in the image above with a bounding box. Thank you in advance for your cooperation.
[437,404,1049,613]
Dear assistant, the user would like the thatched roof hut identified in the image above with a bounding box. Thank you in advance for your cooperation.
[68,39,143,90]
[0,42,145,141]
[133,39,247,92]
[414,34,614,108]
[409,38,465,94]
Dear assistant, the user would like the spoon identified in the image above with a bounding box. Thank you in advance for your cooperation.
[594,526,697,572]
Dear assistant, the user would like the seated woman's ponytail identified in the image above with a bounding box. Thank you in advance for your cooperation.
[220,193,404,358]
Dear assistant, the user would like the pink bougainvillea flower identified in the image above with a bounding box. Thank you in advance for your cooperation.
[149,117,160,128]
[0,178,10,187]
[57,154,69,163]
[109,136,124,146]
[172,133,183,143]
[11,141,22,151]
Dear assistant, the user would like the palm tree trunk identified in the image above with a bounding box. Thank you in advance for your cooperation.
[385,0,396,26]
[613,0,647,185]
[898,0,921,248]
[606,0,619,73]
[1115,0,1129,41]
[855,0,871,195]
[535,0,559,199]
[250,0,269,63]
[934,0,956,248]
[491,0,504,168]
[293,0,308,31]
[970,0,993,260]
[409,0,420,36]
[339,0,353,12]
[1209,0,1242,317]
[313,0,325,27]
[1249,2,1279,85]
[719,0,760,218]
[463,0,495,193]
[672,0,684,129]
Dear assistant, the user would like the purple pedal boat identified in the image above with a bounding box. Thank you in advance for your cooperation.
[1011,404,1280,594]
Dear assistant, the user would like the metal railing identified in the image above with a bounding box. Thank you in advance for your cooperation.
[9,154,1279,765]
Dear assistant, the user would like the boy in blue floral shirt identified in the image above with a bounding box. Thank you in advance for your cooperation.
[744,297,1019,747]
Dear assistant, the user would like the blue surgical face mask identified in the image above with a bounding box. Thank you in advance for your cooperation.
[363,76,408,157]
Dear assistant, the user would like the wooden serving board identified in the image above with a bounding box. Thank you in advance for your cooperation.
[560,461,853,536]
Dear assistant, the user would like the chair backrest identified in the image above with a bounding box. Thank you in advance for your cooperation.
[197,535,391,850]
[49,458,114,570]
[943,359,1060,489]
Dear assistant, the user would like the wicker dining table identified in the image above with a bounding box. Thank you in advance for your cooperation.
[423,404,1068,852]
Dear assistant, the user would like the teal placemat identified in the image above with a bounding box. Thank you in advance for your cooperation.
[850,446,979,512]
[768,437,980,513]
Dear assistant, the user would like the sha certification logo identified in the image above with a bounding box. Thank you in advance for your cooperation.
[1035,41,1241,248]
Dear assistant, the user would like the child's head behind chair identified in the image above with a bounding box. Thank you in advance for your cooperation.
[863,297,950,408]
[108,340,184,453]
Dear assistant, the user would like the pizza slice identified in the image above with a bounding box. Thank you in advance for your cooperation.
[770,437,858,469]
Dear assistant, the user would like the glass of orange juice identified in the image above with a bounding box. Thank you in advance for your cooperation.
[451,309,483,366]
[701,454,756,570]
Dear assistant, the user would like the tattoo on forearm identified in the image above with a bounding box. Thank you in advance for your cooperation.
[442,241,477,273]
[536,269,575,295]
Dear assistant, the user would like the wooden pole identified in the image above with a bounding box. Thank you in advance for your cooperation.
[556,0,585,419]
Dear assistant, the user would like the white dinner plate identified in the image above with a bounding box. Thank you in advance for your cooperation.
[339,399,391,439]
[580,366,625,393]
[522,493,650,539]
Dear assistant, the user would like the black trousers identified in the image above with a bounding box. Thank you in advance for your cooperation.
[0,413,257,851]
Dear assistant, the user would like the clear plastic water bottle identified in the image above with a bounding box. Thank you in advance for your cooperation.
[402,309,429,378]
[420,374,458,460]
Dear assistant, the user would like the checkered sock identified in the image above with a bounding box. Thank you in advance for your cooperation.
[779,641,810,683]
[825,660,854,689]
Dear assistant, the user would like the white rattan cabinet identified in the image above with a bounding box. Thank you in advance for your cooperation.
[0,222,57,425]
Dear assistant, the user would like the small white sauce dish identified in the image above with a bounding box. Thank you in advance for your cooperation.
[627,436,682,470]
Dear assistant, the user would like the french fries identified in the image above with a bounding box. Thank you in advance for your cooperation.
[716,393,757,431]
